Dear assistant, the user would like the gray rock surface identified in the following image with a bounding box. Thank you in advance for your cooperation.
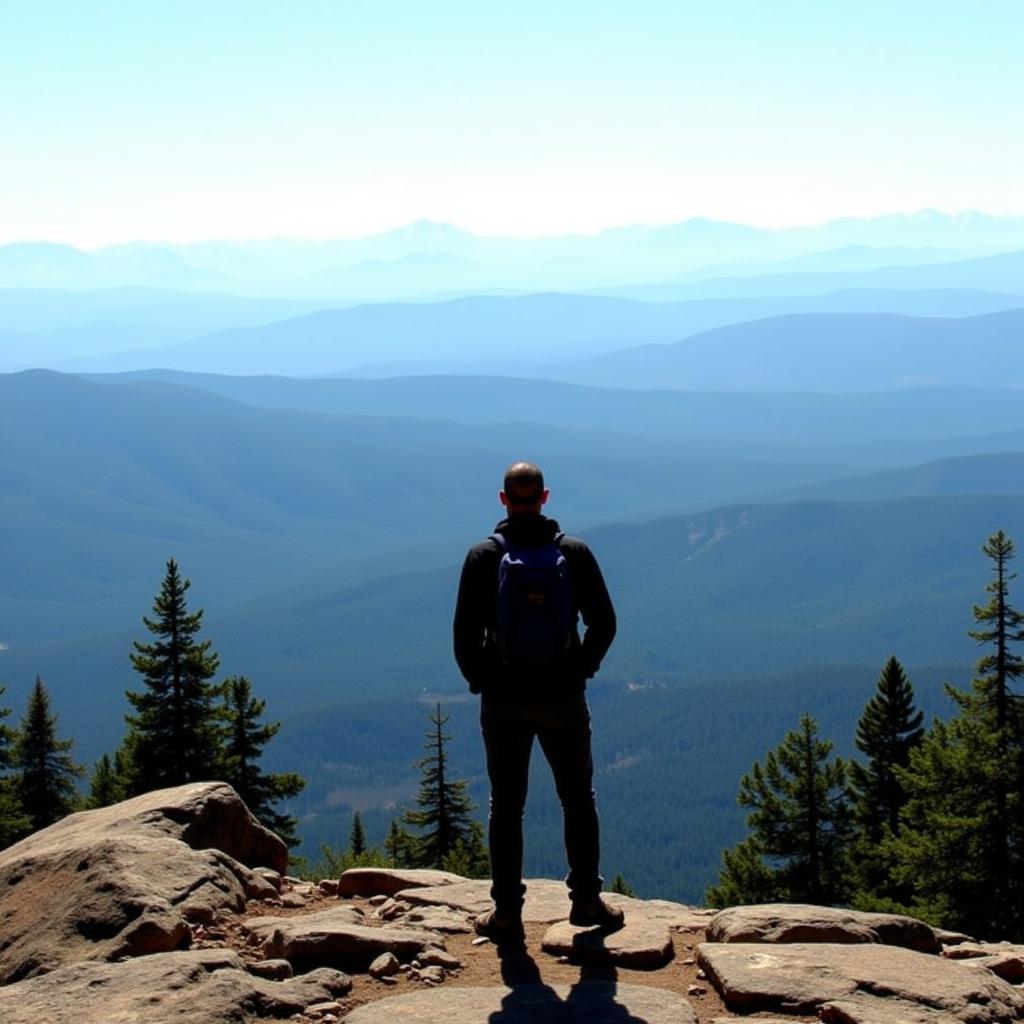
[339,867,466,897]
[340,982,697,1023]
[0,949,350,1024]
[0,782,286,982]
[396,905,474,933]
[697,941,1024,1021]
[244,907,446,969]
[541,919,674,969]
[819,994,965,1023]
[706,903,942,953]
[399,878,573,923]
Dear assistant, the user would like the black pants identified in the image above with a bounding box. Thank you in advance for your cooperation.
[480,691,602,915]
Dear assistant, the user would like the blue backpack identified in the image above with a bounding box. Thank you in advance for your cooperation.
[490,532,575,667]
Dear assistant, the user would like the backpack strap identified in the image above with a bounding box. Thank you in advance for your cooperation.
[489,532,508,552]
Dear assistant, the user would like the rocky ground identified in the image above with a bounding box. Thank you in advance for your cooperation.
[0,783,1022,1023]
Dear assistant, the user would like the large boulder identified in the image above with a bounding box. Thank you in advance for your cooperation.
[706,903,942,953]
[0,782,286,981]
[0,949,350,1024]
[697,941,1024,1021]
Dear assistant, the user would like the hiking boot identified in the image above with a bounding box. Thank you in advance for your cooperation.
[473,907,525,946]
[569,896,625,931]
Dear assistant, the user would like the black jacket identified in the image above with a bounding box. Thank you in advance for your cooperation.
[453,514,616,695]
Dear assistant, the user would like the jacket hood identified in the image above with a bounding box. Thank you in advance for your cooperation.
[493,514,562,547]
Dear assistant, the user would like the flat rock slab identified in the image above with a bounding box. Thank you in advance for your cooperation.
[706,903,941,954]
[541,919,674,969]
[341,982,696,1023]
[0,949,350,1024]
[244,908,445,969]
[697,941,1024,1022]
[395,905,474,933]
[339,867,466,897]
[398,878,573,923]
[820,993,966,1023]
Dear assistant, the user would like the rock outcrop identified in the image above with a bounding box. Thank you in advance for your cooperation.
[0,782,286,981]
[3,796,1023,1024]
[698,941,1024,1022]
[0,949,351,1024]
[706,903,942,953]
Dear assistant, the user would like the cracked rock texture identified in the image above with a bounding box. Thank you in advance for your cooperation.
[697,941,1024,1022]
[0,782,286,981]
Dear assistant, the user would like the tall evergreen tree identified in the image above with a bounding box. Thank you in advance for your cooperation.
[403,704,482,870]
[894,531,1024,937]
[219,675,305,846]
[385,819,415,868]
[12,677,83,832]
[848,656,924,903]
[708,714,853,907]
[124,559,222,792]
[349,811,367,857]
[0,685,30,848]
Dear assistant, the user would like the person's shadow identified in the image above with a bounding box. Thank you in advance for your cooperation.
[486,943,650,1024]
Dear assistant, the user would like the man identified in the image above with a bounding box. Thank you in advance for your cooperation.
[453,461,621,945]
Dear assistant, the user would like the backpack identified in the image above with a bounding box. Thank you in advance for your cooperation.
[490,532,575,667]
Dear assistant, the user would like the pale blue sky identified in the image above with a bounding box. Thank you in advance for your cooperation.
[2,1,1022,245]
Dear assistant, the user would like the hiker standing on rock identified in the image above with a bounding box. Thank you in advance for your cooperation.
[453,461,621,945]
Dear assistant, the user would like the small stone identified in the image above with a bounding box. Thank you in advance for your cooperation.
[368,952,400,979]
[280,893,307,909]
[398,963,411,973]
[380,975,398,985]
[369,895,389,906]
[282,875,302,885]
[687,984,706,996]
[247,958,293,981]
[306,1001,343,1017]
[471,936,490,946]
[378,899,412,921]
[319,879,340,897]
[681,957,696,965]
[695,969,706,979]
[419,949,461,970]
[418,965,445,985]
[558,955,571,964]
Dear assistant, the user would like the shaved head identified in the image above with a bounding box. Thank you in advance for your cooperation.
[500,461,548,514]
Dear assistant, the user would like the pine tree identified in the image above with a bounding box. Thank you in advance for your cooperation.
[610,873,635,897]
[0,685,30,848]
[88,753,124,808]
[385,819,415,868]
[124,559,222,792]
[12,677,83,832]
[219,676,305,847]
[848,656,924,903]
[893,531,1024,937]
[349,811,367,857]
[403,704,481,870]
[708,714,853,906]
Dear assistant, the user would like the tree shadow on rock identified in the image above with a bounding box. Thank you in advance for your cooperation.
[488,947,648,1024]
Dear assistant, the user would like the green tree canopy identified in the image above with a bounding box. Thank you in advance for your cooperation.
[0,685,30,848]
[219,675,305,847]
[709,714,852,907]
[12,677,83,832]
[403,704,486,874]
[893,531,1024,937]
[124,559,222,792]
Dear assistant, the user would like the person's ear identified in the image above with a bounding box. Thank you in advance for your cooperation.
[540,488,550,505]
[499,490,509,507]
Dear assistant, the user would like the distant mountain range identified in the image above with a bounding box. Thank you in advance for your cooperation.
[3,211,1024,299]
